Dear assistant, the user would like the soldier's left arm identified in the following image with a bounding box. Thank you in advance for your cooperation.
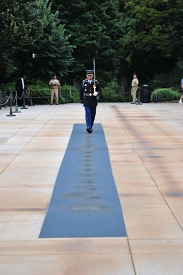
[135,79,139,88]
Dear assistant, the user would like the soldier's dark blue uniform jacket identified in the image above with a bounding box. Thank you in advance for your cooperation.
[80,79,101,107]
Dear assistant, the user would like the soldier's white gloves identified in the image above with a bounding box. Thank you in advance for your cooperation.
[93,92,98,96]
[81,103,84,107]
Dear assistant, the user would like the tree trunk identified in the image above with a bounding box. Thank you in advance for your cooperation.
[120,59,129,96]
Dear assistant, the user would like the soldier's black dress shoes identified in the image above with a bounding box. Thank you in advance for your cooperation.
[87,128,93,133]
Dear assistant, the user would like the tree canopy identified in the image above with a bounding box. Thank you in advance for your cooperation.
[52,0,124,84]
[0,0,183,90]
[0,0,73,83]
[123,0,183,80]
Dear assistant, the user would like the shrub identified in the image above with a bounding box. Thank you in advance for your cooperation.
[60,97,66,104]
[101,81,129,102]
[28,89,50,104]
[60,85,79,103]
[27,84,80,104]
[151,88,180,102]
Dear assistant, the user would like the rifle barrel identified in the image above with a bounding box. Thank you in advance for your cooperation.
[93,58,96,92]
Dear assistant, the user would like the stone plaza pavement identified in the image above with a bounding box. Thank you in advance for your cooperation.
[0,102,183,275]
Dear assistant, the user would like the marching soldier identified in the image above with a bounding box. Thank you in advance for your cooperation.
[179,77,183,103]
[80,69,101,133]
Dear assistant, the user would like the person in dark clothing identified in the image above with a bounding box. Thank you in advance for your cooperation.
[179,78,183,103]
[80,70,101,133]
[15,74,27,106]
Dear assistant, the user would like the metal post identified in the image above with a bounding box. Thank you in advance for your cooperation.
[57,89,61,105]
[154,93,158,103]
[7,92,16,116]
[28,91,35,106]
[4,91,7,108]
[136,88,142,105]
[21,90,28,109]
[13,91,21,113]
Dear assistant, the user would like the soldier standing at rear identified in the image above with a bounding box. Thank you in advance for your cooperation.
[131,73,139,104]
[49,74,60,105]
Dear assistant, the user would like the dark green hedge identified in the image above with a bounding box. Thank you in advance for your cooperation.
[27,85,80,105]
[27,84,130,104]
[151,88,180,102]
[25,86,181,105]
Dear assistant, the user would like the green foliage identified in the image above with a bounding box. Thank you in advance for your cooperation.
[152,60,183,91]
[28,88,50,104]
[102,80,122,94]
[0,0,73,83]
[151,88,180,102]
[0,0,54,52]
[52,0,124,85]
[28,80,49,90]
[0,81,16,91]
[100,93,127,102]
[24,10,74,80]
[1,0,183,93]
[60,97,66,104]
[123,0,183,83]
[27,83,80,104]
[51,0,183,91]
[60,85,80,103]
[101,80,129,102]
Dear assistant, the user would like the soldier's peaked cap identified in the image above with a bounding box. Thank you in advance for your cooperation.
[85,70,94,74]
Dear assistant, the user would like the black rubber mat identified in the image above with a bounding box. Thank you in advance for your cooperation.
[39,124,126,238]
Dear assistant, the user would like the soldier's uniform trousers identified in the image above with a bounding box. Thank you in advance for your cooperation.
[131,87,138,103]
[50,88,58,104]
[85,106,96,129]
